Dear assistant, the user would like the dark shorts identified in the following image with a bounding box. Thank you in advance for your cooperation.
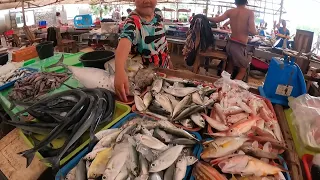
[226,39,250,68]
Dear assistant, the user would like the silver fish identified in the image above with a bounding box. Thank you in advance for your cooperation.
[155,93,173,115]
[162,86,198,97]
[152,78,163,94]
[114,164,129,180]
[146,111,169,121]
[141,126,153,136]
[135,94,146,112]
[160,126,198,141]
[170,138,197,145]
[95,128,120,140]
[127,142,139,176]
[173,82,185,88]
[143,91,152,109]
[179,119,195,129]
[172,95,191,118]
[190,113,205,128]
[174,156,187,180]
[154,128,172,143]
[137,153,149,179]
[149,145,185,172]
[150,173,163,180]
[116,124,137,142]
[174,105,205,122]
[192,92,203,105]
[134,134,168,151]
[163,164,175,180]
[93,130,120,150]
[136,144,159,162]
[83,148,106,161]
[102,148,129,180]
[185,156,198,165]
[163,93,179,108]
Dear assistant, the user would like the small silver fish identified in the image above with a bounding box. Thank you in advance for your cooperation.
[190,113,205,128]
[162,86,198,97]
[179,119,195,129]
[143,91,152,109]
[152,78,163,94]
[135,94,147,112]
[172,95,191,118]
[192,92,204,105]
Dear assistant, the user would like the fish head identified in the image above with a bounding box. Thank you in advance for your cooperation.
[149,160,162,172]
[185,156,198,165]
[218,155,249,173]
[201,146,217,159]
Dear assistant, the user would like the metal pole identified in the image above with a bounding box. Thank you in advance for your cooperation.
[279,0,284,22]
[205,0,209,16]
[22,0,26,26]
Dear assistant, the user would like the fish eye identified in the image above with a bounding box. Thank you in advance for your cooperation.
[230,129,233,132]
[151,163,156,167]
[189,157,193,159]
[103,176,106,179]
[178,159,182,162]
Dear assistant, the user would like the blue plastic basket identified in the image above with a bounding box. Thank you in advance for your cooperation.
[0,67,38,91]
[190,138,292,180]
[56,113,202,180]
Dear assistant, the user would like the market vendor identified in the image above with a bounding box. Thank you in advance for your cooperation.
[114,0,171,102]
[274,20,290,48]
[208,0,256,80]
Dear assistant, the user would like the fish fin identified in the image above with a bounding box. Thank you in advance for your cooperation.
[40,156,60,171]
[88,136,99,151]
[18,149,35,167]
[45,54,66,70]
[107,63,115,75]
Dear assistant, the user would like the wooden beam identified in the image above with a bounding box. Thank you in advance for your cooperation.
[27,2,39,7]
[273,105,304,180]
[22,0,26,26]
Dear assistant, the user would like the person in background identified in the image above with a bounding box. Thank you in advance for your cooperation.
[208,0,256,80]
[55,12,64,28]
[127,8,132,15]
[189,13,195,22]
[94,17,101,26]
[274,20,290,47]
[114,0,172,102]
[112,8,121,20]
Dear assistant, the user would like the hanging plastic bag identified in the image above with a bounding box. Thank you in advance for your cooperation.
[288,94,320,150]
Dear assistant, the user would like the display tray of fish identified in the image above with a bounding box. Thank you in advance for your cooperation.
[0,67,38,91]
[132,75,218,131]
[8,71,69,102]
[192,137,291,180]
[56,113,202,180]
[4,88,130,170]
[206,80,285,144]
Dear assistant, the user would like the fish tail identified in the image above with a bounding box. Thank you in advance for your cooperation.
[18,149,36,167]
[40,156,60,171]
[46,54,66,69]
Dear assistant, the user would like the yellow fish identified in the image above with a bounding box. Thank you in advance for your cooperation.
[87,147,113,179]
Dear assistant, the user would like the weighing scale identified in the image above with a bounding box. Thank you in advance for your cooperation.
[259,49,307,106]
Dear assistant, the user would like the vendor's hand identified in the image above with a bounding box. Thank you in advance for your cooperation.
[114,69,129,102]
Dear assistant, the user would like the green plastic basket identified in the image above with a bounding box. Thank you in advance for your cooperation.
[19,102,131,167]
[284,109,320,158]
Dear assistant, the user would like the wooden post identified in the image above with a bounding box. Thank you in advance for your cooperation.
[22,0,26,26]
[279,0,284,22]
[205,0,209,16]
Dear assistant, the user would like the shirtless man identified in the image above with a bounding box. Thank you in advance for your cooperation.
[209,0,257,80]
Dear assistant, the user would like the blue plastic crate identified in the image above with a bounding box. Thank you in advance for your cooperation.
[0,67,38,91]
[190,138,292,180]
[56,113,202,180]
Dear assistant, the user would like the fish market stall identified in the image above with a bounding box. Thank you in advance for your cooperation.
[0,50,304,179]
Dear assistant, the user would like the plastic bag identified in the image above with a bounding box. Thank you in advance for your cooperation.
[288,94,320,149]
[214,71,250,91]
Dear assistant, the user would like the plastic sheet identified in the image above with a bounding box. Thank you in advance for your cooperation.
[288,94,320,150]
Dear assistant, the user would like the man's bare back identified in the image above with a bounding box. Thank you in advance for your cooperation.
[210,6,256,44]
[228,7,255,44]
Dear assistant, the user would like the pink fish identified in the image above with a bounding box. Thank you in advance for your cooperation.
[218,155,286,176]
[201,113,229,131]
[227,113,249,124]
[223,106,243,115]
[214,103,227,124]
[237,99,252,114]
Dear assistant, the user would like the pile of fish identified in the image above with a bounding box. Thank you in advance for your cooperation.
[66,116,199,180]
[134,76,217,129]
[191,77,288,180]
[207,80,284,142]
[4,88,115,171]
[9,72,69,102]
[0,68,36,86]
[46,55,153,96]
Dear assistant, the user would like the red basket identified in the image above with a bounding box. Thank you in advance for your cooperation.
[302,154,313,180]
[251,57,269,70]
